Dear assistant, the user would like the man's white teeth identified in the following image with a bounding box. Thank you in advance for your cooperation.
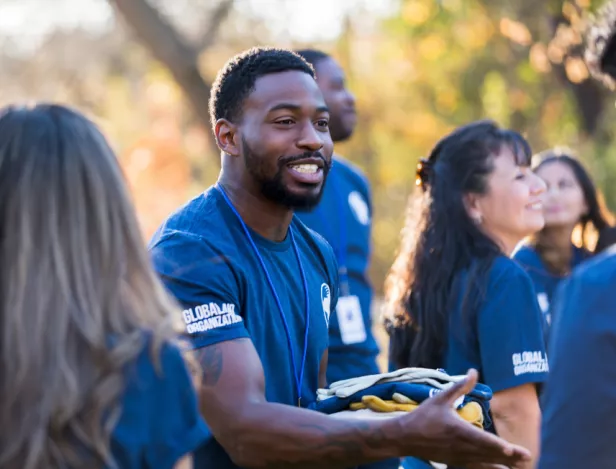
[528,202,542,210]
[290,164,318,174]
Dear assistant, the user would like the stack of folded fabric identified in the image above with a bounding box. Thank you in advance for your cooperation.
[314,368,493,432]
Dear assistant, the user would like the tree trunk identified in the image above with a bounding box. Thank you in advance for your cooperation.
[108,0,229,158]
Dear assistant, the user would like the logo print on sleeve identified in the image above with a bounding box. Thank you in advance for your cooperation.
[348,191,370,225]
[512,351,549,376]
[182,303,242,334]
[321,283,331,327]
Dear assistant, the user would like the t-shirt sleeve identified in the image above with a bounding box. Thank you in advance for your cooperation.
[539,266,616,468]
[477,260,548,392]
[146,343,209,469]
[150,233,249,349]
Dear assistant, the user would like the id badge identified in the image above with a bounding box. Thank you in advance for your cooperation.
[336,295,367,345]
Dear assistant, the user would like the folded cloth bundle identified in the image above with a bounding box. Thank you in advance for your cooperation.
[318,368,468,399]
[314,368,494,432]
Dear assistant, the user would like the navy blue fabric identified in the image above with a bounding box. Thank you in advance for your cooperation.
[539,248,616,469]
[111,340,208,469]
[444,256,548,393]
[295,157,380,383]
[402,255,548,469]
[513,243,589,342]
[149,187,339,469]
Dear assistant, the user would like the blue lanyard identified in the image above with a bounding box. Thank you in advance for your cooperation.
[216,184,310,407]
[316,176,350,295]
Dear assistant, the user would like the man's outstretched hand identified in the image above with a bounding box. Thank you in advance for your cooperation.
[400,369,531,469]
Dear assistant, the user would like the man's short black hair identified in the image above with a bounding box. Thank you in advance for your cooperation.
[209,47,315,130]
[294,49,331,69]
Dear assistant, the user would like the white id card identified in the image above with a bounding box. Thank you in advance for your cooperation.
[336,295,367,345]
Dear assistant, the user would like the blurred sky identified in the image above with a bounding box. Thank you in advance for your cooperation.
[0,0,398,54]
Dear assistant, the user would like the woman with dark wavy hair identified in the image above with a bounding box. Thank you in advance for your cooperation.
[384,121,547,469]
[0,104,207,469]
[514,149,613,339]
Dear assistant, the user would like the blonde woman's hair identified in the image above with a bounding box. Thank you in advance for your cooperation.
[0,104,182,468]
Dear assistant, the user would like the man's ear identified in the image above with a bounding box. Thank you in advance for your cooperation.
[214,119,240,156]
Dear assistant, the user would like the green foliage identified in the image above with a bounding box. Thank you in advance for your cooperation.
[333,0,616,291]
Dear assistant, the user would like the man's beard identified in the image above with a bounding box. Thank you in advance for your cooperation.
[242,137,331,210]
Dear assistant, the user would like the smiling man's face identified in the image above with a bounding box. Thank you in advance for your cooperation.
[238,70,334,209]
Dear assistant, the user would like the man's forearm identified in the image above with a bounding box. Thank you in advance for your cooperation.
[219,401,403,469]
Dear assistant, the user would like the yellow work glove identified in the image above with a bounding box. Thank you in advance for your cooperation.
[350,395,418,412]
[457,401,484,429]
[349,395,484,429]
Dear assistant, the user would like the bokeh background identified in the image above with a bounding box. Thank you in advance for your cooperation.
[2,0,615,302]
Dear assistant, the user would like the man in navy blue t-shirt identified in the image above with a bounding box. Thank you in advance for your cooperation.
[149,47,530,469]
[293,49,381,387]
[538,10,616,467]
[538,248,616,468]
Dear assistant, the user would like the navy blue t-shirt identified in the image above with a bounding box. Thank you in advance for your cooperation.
[445,256,548,393]
[401,256,548,469]
[513,243,589,336]
[149,187,338,469]
[111,340,208,468]
[295,157,380,383]
[539,248,616,469]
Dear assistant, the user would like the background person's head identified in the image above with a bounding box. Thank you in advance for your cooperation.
[384,120,545,368]
[0,104,179,468]
[526,148,613,274]
[209,47,334,210]
[295,49,357,143]
[532,149,612,242]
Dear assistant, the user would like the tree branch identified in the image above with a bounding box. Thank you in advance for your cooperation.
[108,0,224,149]
[196,0,234,52]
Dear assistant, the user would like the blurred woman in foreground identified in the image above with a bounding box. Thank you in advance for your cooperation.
[385,121,547,469]
[0,104,207,469]
[513,149,613,338]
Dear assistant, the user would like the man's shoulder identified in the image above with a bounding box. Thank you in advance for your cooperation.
[292,217,337,270]
[148,187,240,279]
[293,217,335,256]
[570,247,616,290]
[149,187,226,250]
[333,156,370,190]
[551,249,616,336]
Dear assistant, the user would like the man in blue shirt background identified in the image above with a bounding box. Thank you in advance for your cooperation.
[149,46,531,469]
[538,8,616,467]
[538,248,616,468]
[294,49,381,385]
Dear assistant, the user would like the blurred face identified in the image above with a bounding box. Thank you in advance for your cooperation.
[313,57,357,142]
[237,70,334,209]
[535,161,587,228]
[470,148,546,254]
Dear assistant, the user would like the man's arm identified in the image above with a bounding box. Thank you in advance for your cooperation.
[195,339,530,469]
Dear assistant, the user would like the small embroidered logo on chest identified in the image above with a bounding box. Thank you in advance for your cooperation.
[321,283,331,327]
[348,191,370,225]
